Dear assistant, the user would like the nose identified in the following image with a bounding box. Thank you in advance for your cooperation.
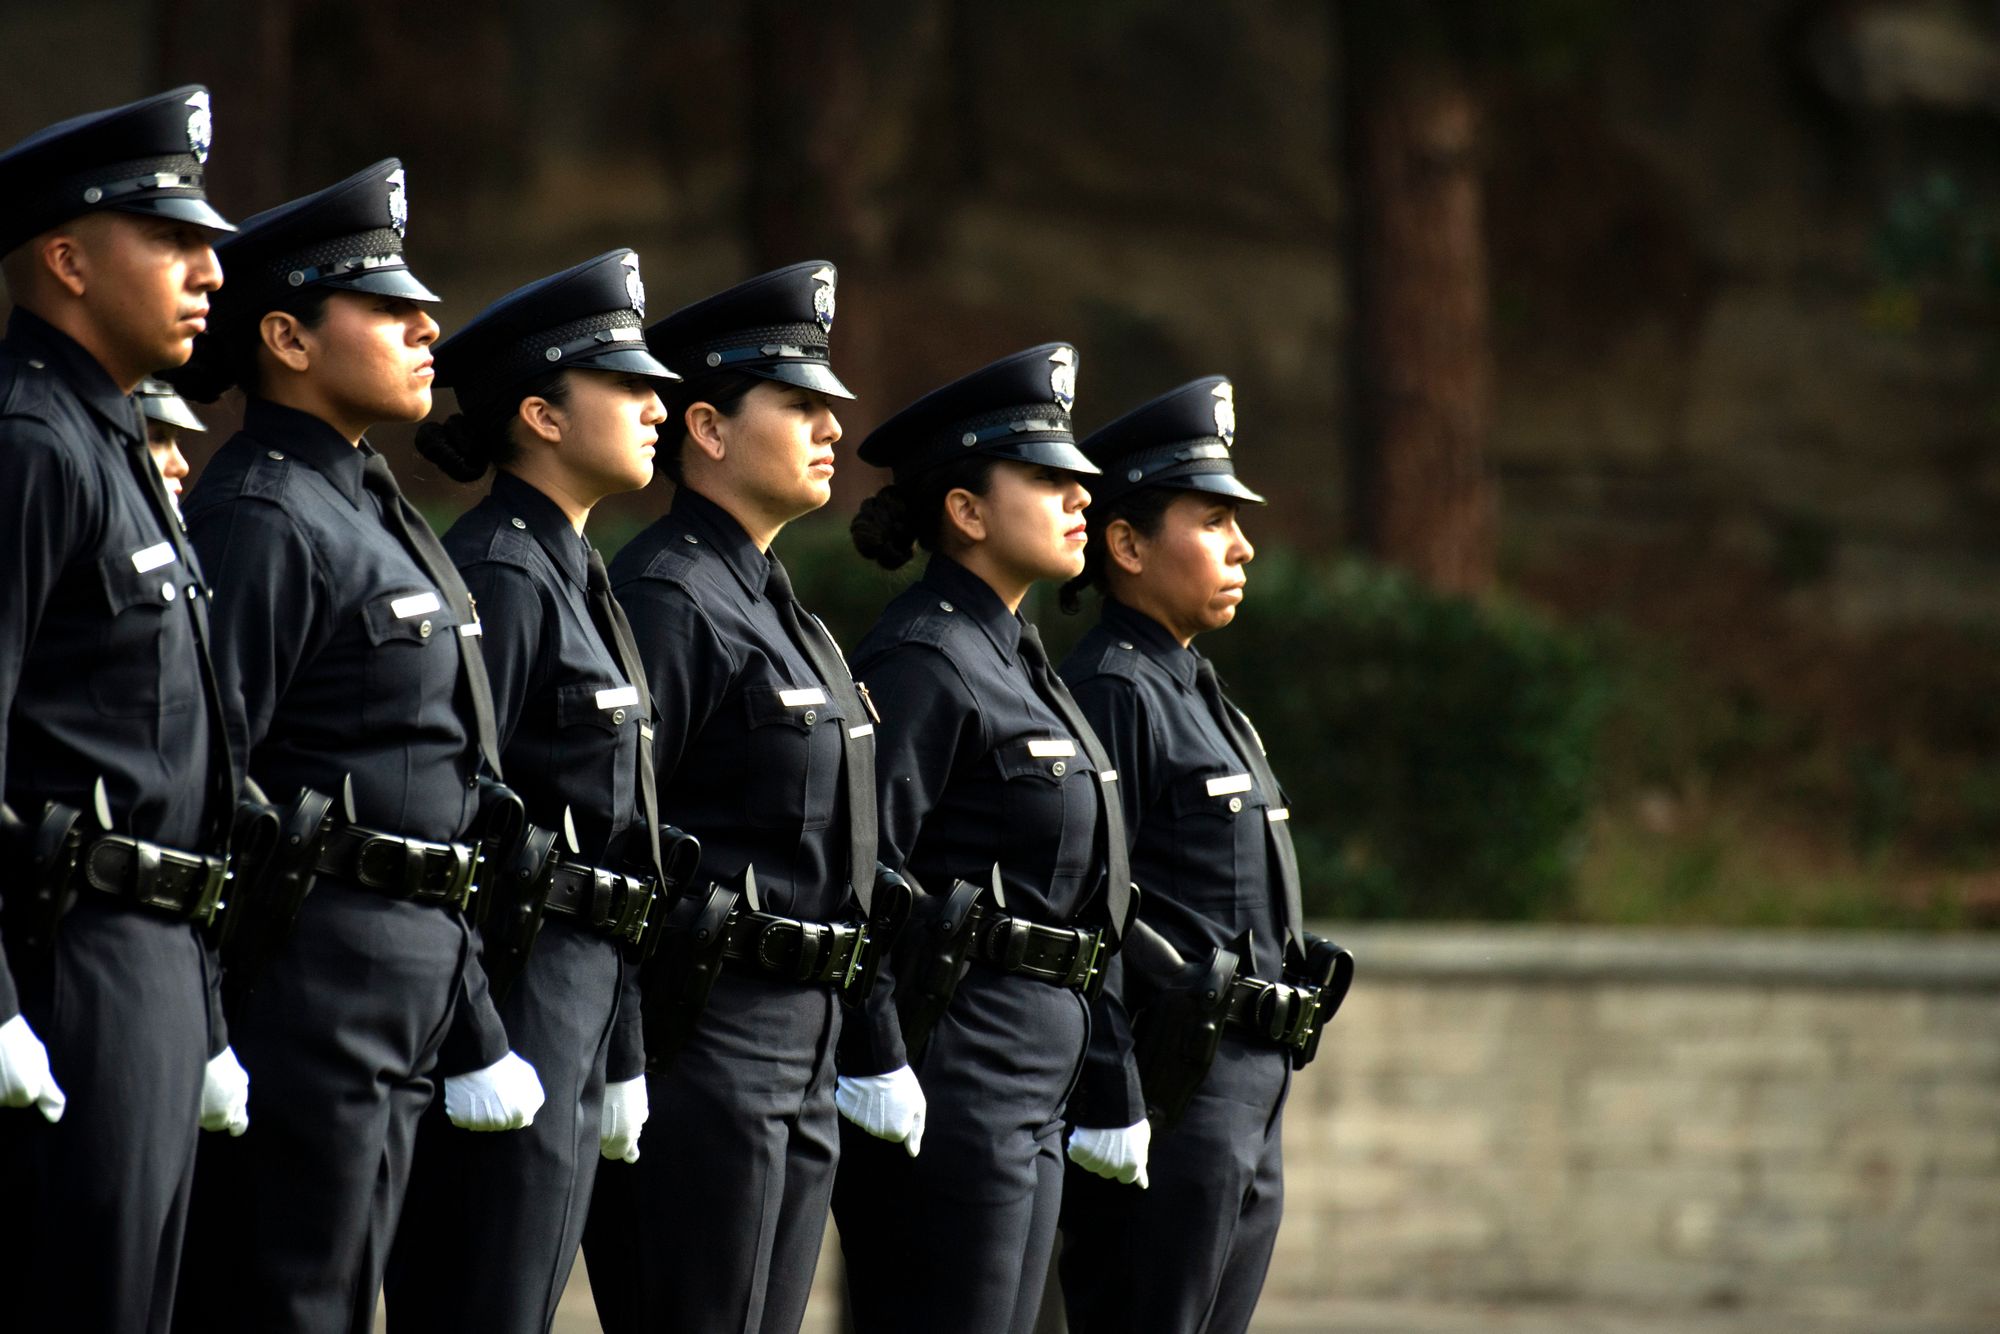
[1066,479,1090,512]
[412,309,440,347]
[191,245,222,294]
[162,443,190,481]
[819,407,842,447]
[641,391,667,427]
[1232,518,1255,564]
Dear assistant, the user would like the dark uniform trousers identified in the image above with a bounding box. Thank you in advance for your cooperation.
[173,880,471,1334]
[0,898,208,1334]
[835,966,1090,1334]
[1058,1040,1290,1334]
[385,915,624,1334]
[584,967,841,1334]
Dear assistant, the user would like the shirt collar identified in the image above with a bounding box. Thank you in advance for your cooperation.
[671,486,772,601]
[922,553,1024,663]
[242,397,368,508]
[5,307,143,446]
[492,470,589,590]
[1102,597,1199,689]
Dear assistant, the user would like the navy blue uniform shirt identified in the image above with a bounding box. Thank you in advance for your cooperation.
[609,487,860,922]
[0,308,222,1017]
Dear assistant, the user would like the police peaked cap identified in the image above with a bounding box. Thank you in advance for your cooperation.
[434,249,679,415]
[0,85,234,256]
[136,377,207,432]
[645,261,854,399]
[213,158,439,315]
[858,343,1098,479]
[1078,376,1264,506]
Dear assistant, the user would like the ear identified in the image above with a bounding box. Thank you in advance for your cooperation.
[259,311,313,374]
[40,232,88,299]
[683,401,727,463]
[517,394,564,445]
[1105,516,1145,576]
[942,486,987,546]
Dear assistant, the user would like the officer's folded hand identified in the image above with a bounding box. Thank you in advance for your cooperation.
[1067,1120,1152,1188]
[834,1064,927,1158]
[199,1045,251,1136]
[0,1013,65,1123]
[444,1051,545,1131]
[599,1074,649,1163]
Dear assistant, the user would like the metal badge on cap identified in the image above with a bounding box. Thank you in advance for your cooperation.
[625,252,646,316]
[812,265,836,331]
[185,90,212,163]
[1212,381,1236,447]
[385,167,408,237]
[1049,346,1077,412]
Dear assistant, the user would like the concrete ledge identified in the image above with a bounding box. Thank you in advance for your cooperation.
[1308,922,2000,990]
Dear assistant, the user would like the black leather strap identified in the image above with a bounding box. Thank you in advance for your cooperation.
[544,858,654,944]
[964,903,1104,991]
[78,834,228,922]
[719,908,868,988]
[1222,973,1324,1053]
[315,823,476,910]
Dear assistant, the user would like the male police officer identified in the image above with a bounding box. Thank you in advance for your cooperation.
[0,86,246,1334]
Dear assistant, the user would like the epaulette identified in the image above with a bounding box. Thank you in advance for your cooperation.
[238,446,294,502]
[0,350,58,421]
[474,515,541,569]
[637,540,701,589]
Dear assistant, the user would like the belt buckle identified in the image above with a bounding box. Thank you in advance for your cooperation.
[188,855,229,928]
[441,842,477,910]
[1287,983,1324,1052]
[1065,928,1104,991]
[611,874,654,945]
[838,923,869,991]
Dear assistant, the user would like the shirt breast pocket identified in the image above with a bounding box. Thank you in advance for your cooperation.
[91,546,196,718]
[992,741,1098,882]
[738,685,844,832]
[359,589,459,723]
[1166,771,1267,911]
[557,681,640,820]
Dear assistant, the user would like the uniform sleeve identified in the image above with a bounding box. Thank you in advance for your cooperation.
[0,422,86,1022]
[1068,673,1151,1128]
[607,955,645,1082]
[456,560,550,756]
[836,643,979,1076]
[618,581,735,790]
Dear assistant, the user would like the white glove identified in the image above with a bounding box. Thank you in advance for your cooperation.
[600,1075,649,1163]
[1067,1120,1151,1188]
[0,1013,65,1123]
[199,1046,250,1136]
[444,1051,545,1131]
[835,1065,927,1158]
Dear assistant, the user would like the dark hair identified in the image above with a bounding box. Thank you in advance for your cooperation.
[168,286,334,404]
[657,370,763,486]
[851,453,1001,571]
[414,372,571,484]
[1058,484,1178,614]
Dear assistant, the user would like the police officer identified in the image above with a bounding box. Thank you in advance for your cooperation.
[137,376,207,508]
[0,85,248,1334]
[382,249,678,1334]
[579,261,896,1334]
[832,344,1145,1334]
[1055,377,1301,1334]
[166,160,545,1334]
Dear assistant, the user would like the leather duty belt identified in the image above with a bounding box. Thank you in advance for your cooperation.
[544,858,654,946]
[315,824,476,911]
[1223,974,1326,1054]
[78,834,228,925]
[720,909,868,988]
[964,903,1104,992]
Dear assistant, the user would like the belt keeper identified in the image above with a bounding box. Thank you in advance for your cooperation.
[399,838,429,900]
[130,838,164,903]
[795,921,832,981]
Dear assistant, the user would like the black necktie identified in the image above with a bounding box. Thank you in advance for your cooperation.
[765,557,876,914]
[1195,656,1303,955]
[124,429,238,850]
[359,452,503,781]
[1017,622,1133,943]
[585,549,662,881]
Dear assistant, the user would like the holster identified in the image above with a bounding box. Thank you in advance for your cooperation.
[1126,921,1241,1131]
[642,865,748,1066]
[891,875,986,1063]
[217,787,282,935]
[630,823,702,965]
[1284,931,1356,1069]
[218,787,336,999]
[846,862,914,1004]
[467,776,527,909]
[472,820,564,1003]
[0,800,87,954]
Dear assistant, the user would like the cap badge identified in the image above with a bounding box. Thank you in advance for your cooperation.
[1211,381,1236,448]
[184,90,212,165]
[624,252,646,317]
[811,266,836,332]
[385,168,408,237]
[1048,346,1077,413]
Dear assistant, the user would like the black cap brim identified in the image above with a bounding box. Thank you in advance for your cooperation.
[141,398,207,432]
[327,266,441,303]
[983,436,1102,476]
[751,361,856,400]
[1175,471,1266,505]
[568,344,683,384]
[116,195,236,235]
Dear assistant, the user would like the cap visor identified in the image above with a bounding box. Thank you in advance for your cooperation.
[752,361,856,400]
[988,436,1103,476]
[1178,471,1266,505]
[142,399,207,432]
[569,344,683,383]
[117,195,236,235]
[330,267,441,303]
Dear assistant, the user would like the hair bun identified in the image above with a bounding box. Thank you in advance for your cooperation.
[161,331,235,405]
[413,414,491,484]
[851,485,917,570]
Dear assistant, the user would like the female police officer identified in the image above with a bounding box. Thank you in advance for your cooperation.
[831,344,1146,1334]
[1054,377,1308,1334]
[166,160,544,1334]
[580,261,898,1334]
[381,250,678,1334]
